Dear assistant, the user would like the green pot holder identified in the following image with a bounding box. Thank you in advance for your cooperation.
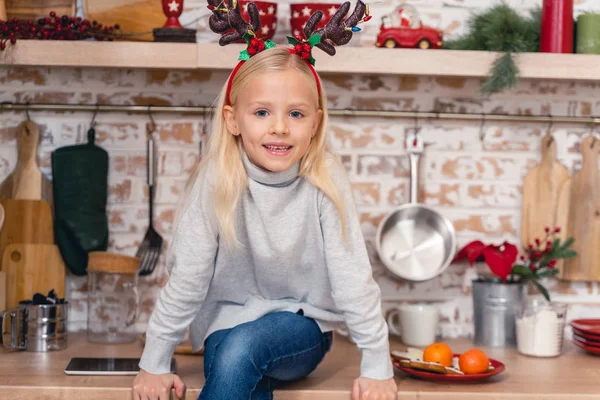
[51,128,109,276]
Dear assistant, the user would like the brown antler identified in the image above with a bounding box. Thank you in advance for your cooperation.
[208,0,261,46]
[303,1,367,56]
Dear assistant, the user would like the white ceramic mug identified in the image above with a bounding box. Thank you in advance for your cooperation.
[387,303,439,347]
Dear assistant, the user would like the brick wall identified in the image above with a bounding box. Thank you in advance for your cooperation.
[1,0,599,337]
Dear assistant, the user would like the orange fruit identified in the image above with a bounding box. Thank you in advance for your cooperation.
[422,342,453,367]
[458,349,489,374]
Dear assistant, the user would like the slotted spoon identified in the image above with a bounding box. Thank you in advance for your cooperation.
[137,119,163,276]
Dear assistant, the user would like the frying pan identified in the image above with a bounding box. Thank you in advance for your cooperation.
[375,133,456,281]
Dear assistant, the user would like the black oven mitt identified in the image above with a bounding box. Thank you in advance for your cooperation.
[51,128,109,276]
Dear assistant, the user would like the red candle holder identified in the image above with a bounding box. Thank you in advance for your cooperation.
[154,0,196,42]
[162,0,185,29]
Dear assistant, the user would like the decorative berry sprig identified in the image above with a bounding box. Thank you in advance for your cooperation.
[0,11,122,51]
[286,33,322,65]
[344,4,371,32]
[238,30,275,60]
[511,226,577,302]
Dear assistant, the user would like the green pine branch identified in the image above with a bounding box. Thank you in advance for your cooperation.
[443,3,542,95]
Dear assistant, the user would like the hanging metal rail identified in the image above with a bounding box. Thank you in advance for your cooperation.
[0,102,599,125]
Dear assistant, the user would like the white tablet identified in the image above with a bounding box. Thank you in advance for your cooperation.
[64,357,177,376]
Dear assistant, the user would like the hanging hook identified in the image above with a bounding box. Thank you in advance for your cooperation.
[90,104,99,129]
[546,114,554,134]
[590,122,597,148]
[413,113,420,135]
[25,103,31,121]
[147,105,157,136]
[479,112,486,142]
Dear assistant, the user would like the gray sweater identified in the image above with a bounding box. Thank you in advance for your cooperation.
[139,148,393,380]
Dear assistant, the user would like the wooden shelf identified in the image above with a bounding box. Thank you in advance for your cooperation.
[0,41,197,69]
[1,40,600,82]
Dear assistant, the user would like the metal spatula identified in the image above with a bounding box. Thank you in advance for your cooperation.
[137,117,163,276]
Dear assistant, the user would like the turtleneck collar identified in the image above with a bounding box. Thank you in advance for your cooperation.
[240,144,300,187]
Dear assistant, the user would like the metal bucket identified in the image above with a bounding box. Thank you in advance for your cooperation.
[472,280,526,347]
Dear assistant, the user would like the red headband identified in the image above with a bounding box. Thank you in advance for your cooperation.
[207,1,371,106]
[225,48,322,106]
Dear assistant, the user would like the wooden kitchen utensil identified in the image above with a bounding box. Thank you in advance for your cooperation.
[0,199,54,271]
[0,0,7,21]
[0,120,53,205]
[84,0,166,42]
[521,132,570,248]
[555,135,600,281]
[0,270,5,311]
[5,0,74,20]
[2,243,65,309]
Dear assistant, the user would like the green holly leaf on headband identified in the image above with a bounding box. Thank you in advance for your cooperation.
[307,56,316,66]
[243,31,254,44]
[238,49,250,61]
[265,40,276,49]
[308,34,322,47]
[287,36,299,46]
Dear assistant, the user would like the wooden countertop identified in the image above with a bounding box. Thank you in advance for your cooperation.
[0,332,598,399]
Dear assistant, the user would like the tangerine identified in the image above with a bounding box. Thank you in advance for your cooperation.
[422,342,453,367]
[458,349,489,374]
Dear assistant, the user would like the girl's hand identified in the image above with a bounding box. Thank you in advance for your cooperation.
[352,376,397,400]
[132,369,186,400]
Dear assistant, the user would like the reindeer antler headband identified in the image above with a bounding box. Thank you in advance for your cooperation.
[207,1,371,105]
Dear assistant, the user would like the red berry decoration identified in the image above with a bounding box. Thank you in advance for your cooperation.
[257,40,265,51]
[248,46,257,56]
[0,10,122,50]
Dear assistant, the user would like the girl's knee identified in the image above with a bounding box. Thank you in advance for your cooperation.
[211,330,265,374]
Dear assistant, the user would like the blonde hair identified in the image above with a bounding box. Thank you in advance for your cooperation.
[175,47,347,250]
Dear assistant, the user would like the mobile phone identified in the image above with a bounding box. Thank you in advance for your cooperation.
[64,357,177,376]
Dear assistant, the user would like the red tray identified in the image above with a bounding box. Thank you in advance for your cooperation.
[570,319,600,335]
[393,355,505,382]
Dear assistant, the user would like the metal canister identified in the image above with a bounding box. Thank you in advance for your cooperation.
[472,280,526,347]
[1,301,68,351]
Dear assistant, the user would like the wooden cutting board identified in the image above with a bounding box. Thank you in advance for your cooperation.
[0,271,5,311]
[556,135,600,281]
[6,0,74,20]
[0,1,7,21]
[521,133,570,248]
[0,199,54,271]
[84,0,166,42]
[2,243,65,309]
[0,120,53,205]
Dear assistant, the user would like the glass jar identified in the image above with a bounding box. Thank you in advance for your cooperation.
[87,252,140,344]
[515,298,567,357]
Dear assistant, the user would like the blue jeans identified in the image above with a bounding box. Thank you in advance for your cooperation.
[198,310,333,400]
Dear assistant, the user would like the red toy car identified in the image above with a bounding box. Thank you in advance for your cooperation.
[375,5,443,49]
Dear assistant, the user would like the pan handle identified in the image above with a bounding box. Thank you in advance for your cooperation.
[407,133,423,204]
[408,151,419,204]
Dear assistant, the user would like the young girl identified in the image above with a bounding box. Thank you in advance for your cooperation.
[133,2,396,399]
